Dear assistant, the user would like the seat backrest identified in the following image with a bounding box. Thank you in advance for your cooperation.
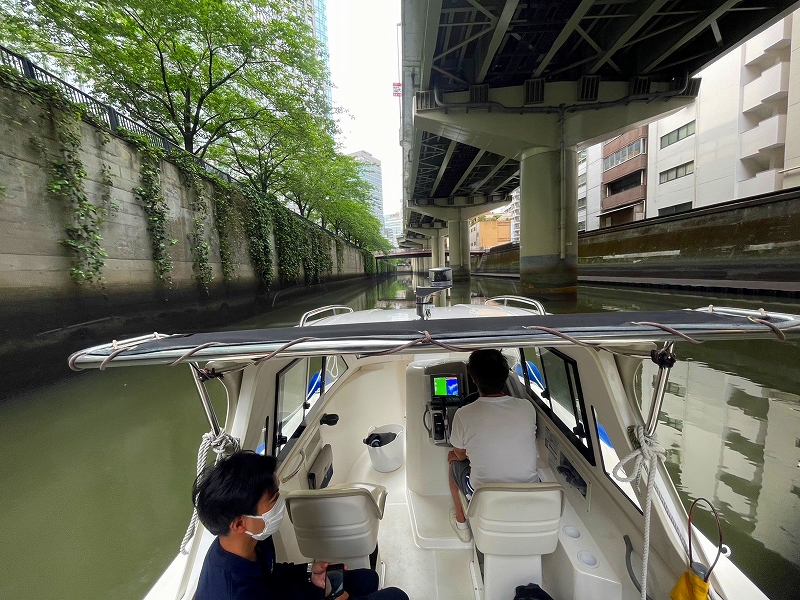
[467,482,564,556]
[285,483,387,561]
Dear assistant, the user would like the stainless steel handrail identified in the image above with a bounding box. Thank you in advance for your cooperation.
[299,305,354,326]
[485,296,546,315]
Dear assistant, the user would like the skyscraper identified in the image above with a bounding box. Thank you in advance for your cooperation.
[294,0,332,107]
[348,150,384,221]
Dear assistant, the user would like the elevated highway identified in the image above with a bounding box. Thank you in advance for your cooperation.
[401,0,800,299]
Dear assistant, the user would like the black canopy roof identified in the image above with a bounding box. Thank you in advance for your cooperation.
[69,307,800,370]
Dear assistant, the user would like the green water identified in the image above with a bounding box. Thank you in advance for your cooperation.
[1,275,798,599]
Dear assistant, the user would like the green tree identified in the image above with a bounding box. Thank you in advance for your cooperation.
[2,0,328,157]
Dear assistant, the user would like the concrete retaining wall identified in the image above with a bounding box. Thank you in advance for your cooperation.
[0,84,370,396]
[578,189,800,284]
[471,188,800,294]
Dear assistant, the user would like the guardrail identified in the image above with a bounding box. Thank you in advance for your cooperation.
[0,44,233,183]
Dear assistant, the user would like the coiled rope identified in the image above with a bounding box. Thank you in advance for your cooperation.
[179,430,240,554]
[612,425,666,600]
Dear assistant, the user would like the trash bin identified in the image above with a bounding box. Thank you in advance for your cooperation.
[363,424,405,472]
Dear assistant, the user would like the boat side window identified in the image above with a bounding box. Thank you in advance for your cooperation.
[325,355,347,389]
[592,407,641,511]
[523,347,595,465]
[275,358,324,455]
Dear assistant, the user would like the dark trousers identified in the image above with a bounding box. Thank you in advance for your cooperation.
[308,569,408,600]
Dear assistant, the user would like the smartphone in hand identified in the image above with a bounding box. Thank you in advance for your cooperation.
[325,563,345,600]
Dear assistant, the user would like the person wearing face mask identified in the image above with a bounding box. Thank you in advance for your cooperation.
[192,451,408,600]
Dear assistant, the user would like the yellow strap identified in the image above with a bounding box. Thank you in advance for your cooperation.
[670,570,709,600]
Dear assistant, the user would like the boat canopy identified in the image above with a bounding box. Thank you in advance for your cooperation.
[68,306,800,371]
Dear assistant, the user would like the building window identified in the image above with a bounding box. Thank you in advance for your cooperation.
[577,172,587,186]
[660,121,695,149]
[578,150,587,164]
[578,220,586,232]
[658,201,693,216]
[577,197,587,210]
[659,161,694,183]
[602,138,646,172]
[605,171,642,196]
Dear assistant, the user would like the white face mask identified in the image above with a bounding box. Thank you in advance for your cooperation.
[245,495,285,541]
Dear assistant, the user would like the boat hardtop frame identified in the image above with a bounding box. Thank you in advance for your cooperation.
[68,305,800,370]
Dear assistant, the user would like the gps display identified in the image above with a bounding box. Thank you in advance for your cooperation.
[432,375,459,397]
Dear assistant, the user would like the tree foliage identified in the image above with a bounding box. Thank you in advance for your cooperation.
[1,0,391,268]
[3,0,328,156]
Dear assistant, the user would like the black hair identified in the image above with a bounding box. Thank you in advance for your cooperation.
[468,349,510,395]
[192,451,278,536]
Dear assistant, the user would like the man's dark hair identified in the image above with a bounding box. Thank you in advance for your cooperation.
[468,349,510,395]
[192,451,278,536]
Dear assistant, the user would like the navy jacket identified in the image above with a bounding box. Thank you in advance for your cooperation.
[195,537,315,600]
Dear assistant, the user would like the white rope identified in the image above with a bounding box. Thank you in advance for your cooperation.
[179,430,240,555]
[612,425,666,600]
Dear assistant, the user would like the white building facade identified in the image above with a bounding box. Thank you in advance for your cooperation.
[581,14,798,231]
[347,150,384,221]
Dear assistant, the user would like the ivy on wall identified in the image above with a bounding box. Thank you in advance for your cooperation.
[361,249,376,275]
[116,129,176,284]
[335,238,345,274]
[1,67,112,286]
[2,67,369,293]
[168,151,213,292]
[242,187,274,289]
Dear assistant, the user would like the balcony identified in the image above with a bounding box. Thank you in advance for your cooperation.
[602,153,647,184]
[743,61,789,113]
[739,169,783,198]
[744,19,792,67]
[740,114,787,160]
[601,184,646,212]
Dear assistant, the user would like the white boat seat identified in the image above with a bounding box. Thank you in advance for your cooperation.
[285,483,387,570]
[466,482,565,600]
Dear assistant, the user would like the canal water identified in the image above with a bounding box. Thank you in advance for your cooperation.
[1,275,798,600]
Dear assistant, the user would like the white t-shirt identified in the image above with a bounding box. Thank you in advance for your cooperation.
[449,395,538,488]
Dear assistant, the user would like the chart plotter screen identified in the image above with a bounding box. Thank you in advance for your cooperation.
[432,375,460,397]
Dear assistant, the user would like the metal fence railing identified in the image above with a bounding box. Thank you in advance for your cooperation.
[0,44,234,183]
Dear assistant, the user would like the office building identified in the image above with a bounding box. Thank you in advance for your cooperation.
[348,150,384,221]
[582,14,799,231]
[383,211,404,247]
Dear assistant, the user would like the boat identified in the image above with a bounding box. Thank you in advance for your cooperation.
[68,278,800,600]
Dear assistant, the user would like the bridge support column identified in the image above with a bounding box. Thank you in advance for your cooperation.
[437,235,446,269]
[448,220,470,281]
[431,235,440,268]
[519,148,577,301]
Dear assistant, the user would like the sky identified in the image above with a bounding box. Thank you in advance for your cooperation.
[327,0,403,216]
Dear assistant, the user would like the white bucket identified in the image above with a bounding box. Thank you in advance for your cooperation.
[365,424,405,472]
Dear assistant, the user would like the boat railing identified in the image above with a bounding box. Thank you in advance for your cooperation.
[484,296,546,315]
[299,305,355,326]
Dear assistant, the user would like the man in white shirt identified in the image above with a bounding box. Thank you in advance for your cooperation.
[447,349,538,542]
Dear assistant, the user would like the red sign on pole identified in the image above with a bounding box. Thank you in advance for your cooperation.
[392,82,402,97]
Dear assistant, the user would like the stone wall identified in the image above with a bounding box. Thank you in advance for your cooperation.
[0,84,366,311]
[0,83,371,395]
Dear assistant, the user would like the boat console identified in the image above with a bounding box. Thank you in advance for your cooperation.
[425,372,464,446]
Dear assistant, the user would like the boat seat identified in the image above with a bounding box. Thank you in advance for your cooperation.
[467,482,565,600]
[285,483,387,570]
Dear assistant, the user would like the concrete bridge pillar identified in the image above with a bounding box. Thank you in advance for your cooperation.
[519,148,578,301]
[437,235,446,269]
[448,220,470,281]
[431,234,441,268]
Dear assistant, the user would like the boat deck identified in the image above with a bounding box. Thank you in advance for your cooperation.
[347,450,477,600]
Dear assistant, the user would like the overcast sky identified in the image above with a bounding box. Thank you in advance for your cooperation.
[327,0,402,216]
